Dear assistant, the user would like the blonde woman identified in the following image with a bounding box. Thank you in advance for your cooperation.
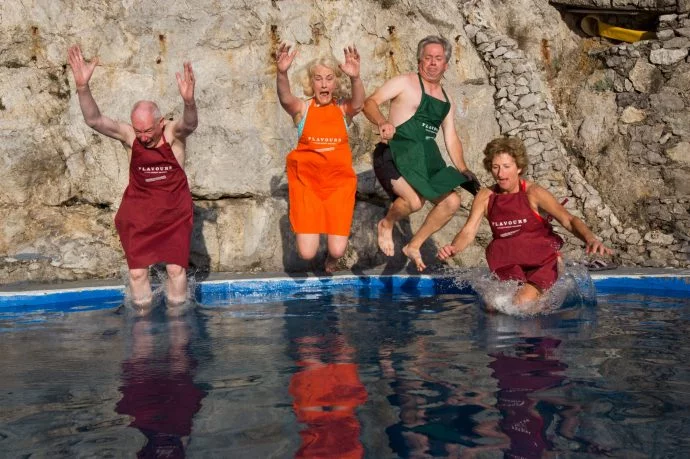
[276,43,365,272]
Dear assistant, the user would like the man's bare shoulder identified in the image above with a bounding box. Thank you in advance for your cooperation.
[395,72,419,86]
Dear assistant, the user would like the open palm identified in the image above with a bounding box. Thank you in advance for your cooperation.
[339,46,360,78]
[176,61,196,103]
[276,43,297,73]
[67,45,98,88]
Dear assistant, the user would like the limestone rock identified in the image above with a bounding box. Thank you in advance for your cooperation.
[628,59,663,92]
[620,106,647,123]
[665,141,690,163]
[650,47,689,64]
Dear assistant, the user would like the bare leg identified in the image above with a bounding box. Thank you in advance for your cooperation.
[295,233,320,261]
[378,177,424,256]
[165,264,188,304]
[128,268,153,310]
[403,191,461,272]
[325,234,349,273]
[514,283,542,306]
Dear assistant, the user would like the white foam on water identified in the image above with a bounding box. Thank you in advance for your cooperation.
[451,262,596,317]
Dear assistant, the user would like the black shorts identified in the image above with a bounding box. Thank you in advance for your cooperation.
[372,142,402,200]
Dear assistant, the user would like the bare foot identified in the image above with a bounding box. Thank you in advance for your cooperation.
[377,219,395,256]
[324,255,339,274]
[402,245,426,272]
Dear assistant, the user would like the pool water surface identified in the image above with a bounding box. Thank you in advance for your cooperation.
[1,276,689,457]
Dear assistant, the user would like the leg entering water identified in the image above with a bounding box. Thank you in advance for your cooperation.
[165,264,188,304]
[128,268,153,315]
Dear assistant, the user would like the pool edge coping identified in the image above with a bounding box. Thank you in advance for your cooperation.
[0,268,688,305]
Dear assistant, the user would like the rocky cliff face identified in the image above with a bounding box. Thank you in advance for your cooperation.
[0,0,686,284]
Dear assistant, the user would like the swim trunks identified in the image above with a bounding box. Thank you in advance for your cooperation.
[372,142,402,200]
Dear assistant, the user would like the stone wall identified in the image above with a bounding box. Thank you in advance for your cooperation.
[0,0,500,283]
[463,20,628,262]
[579,12,690,266]
[1,0,688,284]
[550,0,689,13]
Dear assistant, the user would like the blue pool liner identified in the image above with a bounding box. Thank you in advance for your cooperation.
[0,273,688,314]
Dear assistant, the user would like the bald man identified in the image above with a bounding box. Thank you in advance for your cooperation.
[68,45,198,311]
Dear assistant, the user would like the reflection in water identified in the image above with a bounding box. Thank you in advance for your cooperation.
[489,337,567,458]
[380,296,598,458]
[285,297,367,458]
[116,308,207,458]
[381,340,502,458]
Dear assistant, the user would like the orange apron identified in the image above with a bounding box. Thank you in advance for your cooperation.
[286,101,357,236]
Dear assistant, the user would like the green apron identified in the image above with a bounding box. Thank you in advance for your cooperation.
[388,74,467,200]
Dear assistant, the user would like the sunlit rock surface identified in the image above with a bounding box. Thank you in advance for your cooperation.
[1,0,688,283]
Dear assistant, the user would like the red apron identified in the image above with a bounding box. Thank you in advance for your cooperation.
[114,135,193,269]
[485,180,563,290]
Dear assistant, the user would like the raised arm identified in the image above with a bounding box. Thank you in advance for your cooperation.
[172,61,198,139]
[362,75,406,141]
[338,46,364,119]
[531,184,614,256]
[437,188,491,260]
[67,45,133,144]
[275,43,305,120]
[339,45,364,119]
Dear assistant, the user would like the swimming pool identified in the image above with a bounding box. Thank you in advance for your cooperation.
[1,270,689,457]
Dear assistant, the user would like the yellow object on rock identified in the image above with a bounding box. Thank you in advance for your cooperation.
[580,15,656,43]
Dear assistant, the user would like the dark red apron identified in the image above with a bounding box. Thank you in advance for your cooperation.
[114,135,193,269]
[485,180,563,289]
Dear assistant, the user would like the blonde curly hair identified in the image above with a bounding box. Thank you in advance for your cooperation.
[298,56,349,99]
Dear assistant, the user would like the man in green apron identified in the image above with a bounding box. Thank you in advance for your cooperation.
[363,36,480,271]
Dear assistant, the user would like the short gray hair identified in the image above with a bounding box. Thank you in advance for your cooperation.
[416,35,452,63]
[131,100,162,120]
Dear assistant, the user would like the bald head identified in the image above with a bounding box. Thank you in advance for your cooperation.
[131,100,164,148]
[131,100,162,120]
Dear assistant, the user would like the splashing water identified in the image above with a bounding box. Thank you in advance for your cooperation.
[120,264,198,316]
[451,262,596,317]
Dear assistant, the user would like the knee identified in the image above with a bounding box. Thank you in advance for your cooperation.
[129,269,149,284]
[439,192,461,213]
[297,247,318,261]
[166,264,186,279]
[406,196,425,213]
[329,246,347,260]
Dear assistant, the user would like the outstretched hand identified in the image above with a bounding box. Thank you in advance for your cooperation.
[276,42,297,74]
[176,61,196,104]
[437,244,459,261]
[339,45,360,78]
[585,239,613,256]
[67,45,99,89]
